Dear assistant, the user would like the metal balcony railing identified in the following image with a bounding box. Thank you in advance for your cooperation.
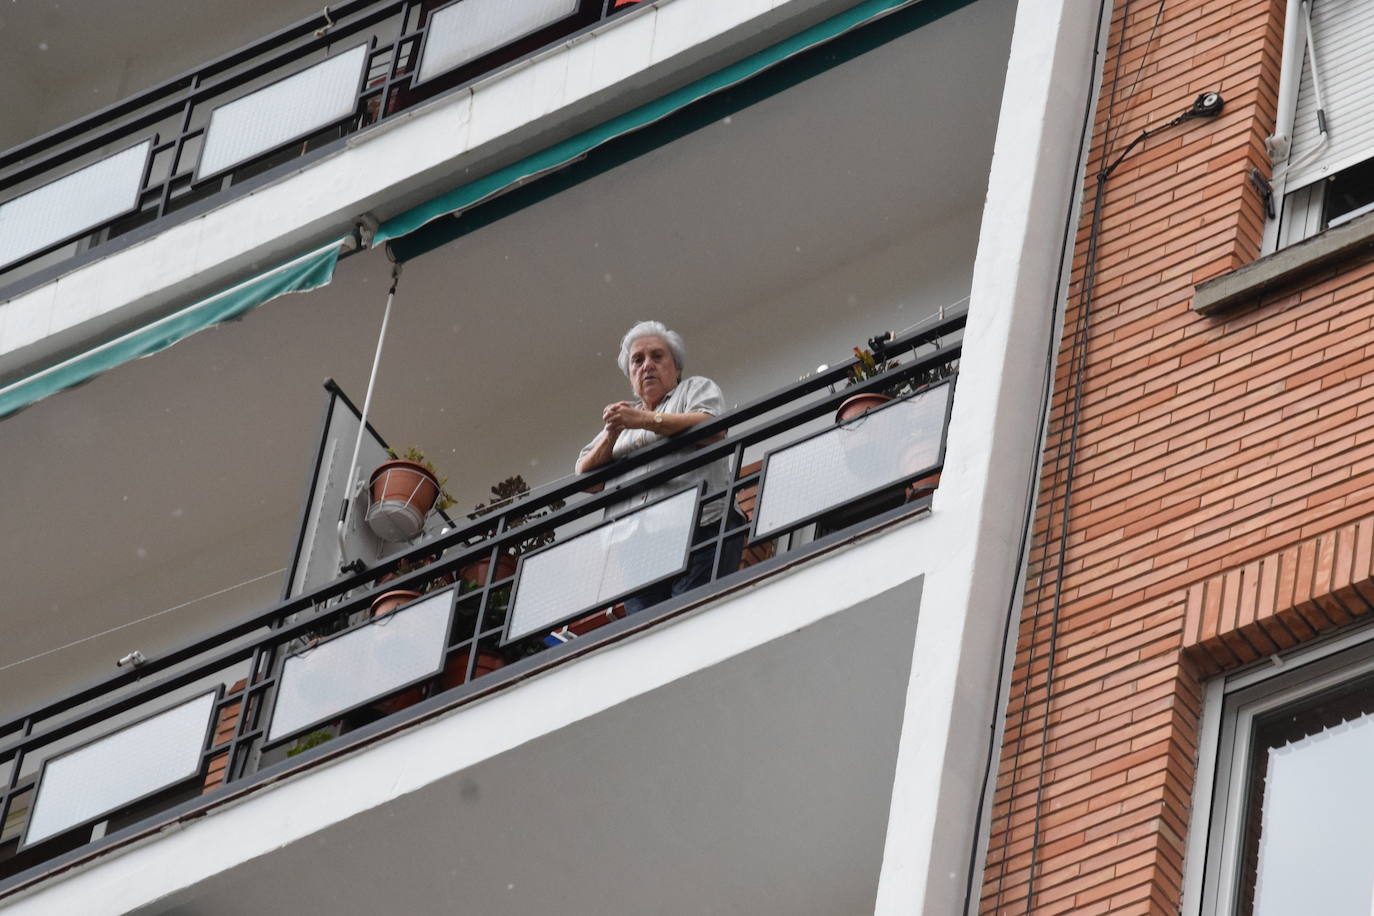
[0,0,638,291]
[0,311,961,895]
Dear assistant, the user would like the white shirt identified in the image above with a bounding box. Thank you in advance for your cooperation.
[577,376,732,525]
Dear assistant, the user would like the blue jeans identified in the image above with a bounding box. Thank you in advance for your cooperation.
[622,507,748,615]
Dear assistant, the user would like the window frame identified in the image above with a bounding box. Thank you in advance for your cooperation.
[1265,0,1374,253]
[1184,626,1374,915]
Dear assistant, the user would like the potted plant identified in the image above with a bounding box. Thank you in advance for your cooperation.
[365,446,455,542]
[286,728,335,757]
[835,342,957,423]
[836,345,900,422]
[817,342,953,535]
[459,475,564,589]
[370,553,456,616]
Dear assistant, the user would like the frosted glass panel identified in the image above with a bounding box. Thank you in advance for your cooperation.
[0,141,149,269]
[197,44,367,178]
[269,589,450,742]
[754,384,950,538]
[25,691,215,846]
[508,487,697,641]
[417,0,579,84]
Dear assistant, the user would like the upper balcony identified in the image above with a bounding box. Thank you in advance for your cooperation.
[0,0,650,289]
[0,0,944,383]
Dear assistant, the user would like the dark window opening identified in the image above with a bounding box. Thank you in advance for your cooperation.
[1323,156,1374,228]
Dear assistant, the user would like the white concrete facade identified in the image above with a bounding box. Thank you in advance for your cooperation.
[875,0,1105,910]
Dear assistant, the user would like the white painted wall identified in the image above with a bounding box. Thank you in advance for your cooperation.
[873,0,1103,913]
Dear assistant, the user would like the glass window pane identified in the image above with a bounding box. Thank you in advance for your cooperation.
[507,487,698,641]
[24,691,216,847]
[197,44,368,179]
[0,141,150,269]
[754,383,950,538]
[1242,677,1374,915]
[268,589,451,742]
[417,0,580,84]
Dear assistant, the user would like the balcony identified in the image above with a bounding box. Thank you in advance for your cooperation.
[0,0,1082,907]
[0,320,959,903]
[0,0,893,308]
[0,0,644,288]
[0,0,1008,705]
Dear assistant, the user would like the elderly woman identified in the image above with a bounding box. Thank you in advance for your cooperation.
[576,320,746,614]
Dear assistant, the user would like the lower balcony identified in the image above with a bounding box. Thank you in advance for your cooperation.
[0,325,957,910]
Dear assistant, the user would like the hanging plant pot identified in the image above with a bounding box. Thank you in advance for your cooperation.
[366,459,441,542]
[835,392,892,423]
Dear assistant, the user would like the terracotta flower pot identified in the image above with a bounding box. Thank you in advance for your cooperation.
[366,460,441,542]
[905,471,942,502]
[835,392,892,423]
[370,589,422,618]
[439,647,507,691]
[459,553,518,590]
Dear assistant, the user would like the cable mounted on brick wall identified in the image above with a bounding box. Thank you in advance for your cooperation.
[1010,88,1223,916]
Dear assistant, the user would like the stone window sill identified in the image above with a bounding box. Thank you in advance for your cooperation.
[1192,207,1374,315]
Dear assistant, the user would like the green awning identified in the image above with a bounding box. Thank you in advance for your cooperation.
[0,238,345,420]
[375,0,973,259]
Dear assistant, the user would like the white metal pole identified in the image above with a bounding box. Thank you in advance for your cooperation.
[337,261,402,562]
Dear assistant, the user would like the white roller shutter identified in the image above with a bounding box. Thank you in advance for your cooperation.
[1286,0,1374,192]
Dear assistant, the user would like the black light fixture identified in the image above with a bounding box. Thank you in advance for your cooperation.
[1189,91,1225,118]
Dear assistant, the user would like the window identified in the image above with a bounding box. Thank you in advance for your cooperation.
[1267,0,1374,249]
[1190,633,1374,915]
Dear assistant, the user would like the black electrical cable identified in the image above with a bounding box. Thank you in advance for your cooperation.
[1012,60,1225,916]
[1104,0,1170,155]
[987,0,1134,907]
[958,1,1112,912]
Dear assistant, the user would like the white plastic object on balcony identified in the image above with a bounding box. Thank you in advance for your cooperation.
[196,43,369,180]
[23,691,217,847]
[506,486,698,642]
[0,140,150,270]
[416,0,579,85]
[753,382,951,539]
[268,589,452,743]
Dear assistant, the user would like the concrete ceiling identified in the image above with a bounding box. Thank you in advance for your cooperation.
[0,0,1014,722]
[129,580,922,916]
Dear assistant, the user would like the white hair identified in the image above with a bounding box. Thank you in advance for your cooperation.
[617,321,686,376]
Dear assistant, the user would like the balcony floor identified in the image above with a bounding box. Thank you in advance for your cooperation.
[120,578,922,916]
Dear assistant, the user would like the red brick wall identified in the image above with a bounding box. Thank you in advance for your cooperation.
[978,0,1374,912]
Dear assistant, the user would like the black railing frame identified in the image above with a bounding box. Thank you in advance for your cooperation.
[0,311,964,754]
[0,492,940,901]
[0,0,628,291]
